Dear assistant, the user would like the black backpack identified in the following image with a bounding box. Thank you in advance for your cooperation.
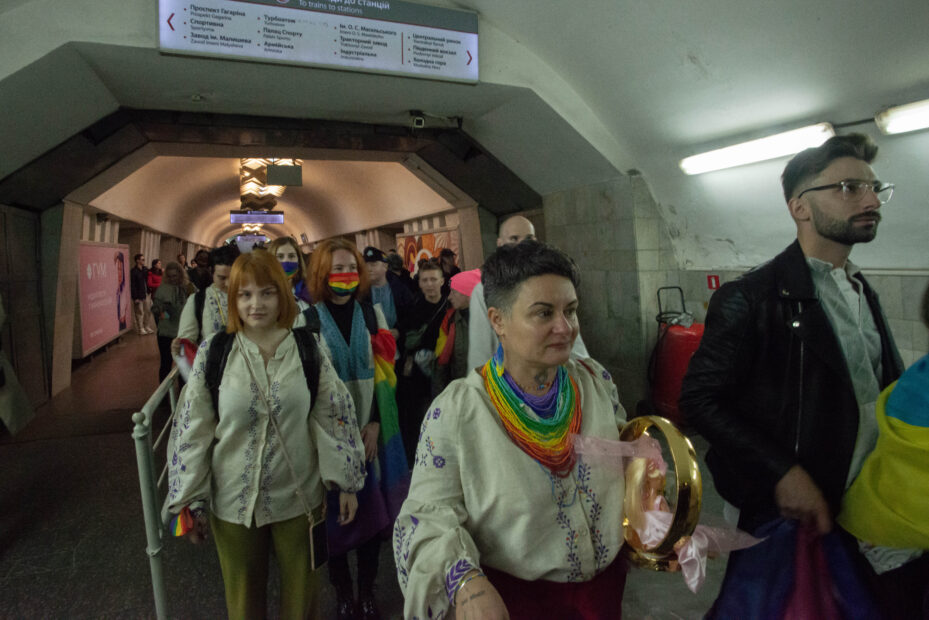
[204,326,321,416]
[194,288,208,338]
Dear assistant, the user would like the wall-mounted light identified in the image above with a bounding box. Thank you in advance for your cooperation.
[875,98,929,135]
[680,123,835,175]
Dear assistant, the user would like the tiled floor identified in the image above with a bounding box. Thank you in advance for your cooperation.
[1,331,728,618]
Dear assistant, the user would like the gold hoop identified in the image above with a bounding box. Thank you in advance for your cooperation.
[619,415,702,571]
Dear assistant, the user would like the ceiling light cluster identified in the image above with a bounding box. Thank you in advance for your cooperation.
[239,158,301,209]
[681,97,929,175]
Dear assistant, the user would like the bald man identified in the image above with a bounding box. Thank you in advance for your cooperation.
[467,215,589,369]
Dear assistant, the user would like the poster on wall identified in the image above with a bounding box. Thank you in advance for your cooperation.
[396,230,459,274]
[77,242,131,357]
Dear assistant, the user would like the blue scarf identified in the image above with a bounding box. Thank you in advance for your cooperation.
[314,301,374,382]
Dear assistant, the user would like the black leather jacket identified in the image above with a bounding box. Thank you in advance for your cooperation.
[680,240,903,532]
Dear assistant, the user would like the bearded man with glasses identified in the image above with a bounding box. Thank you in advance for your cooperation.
[680,133,923,617]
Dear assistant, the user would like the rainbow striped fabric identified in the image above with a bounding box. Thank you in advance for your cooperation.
[371,329,410,518]
[170,506,194,537]
[433,308,457,365]
[328,272,359,296]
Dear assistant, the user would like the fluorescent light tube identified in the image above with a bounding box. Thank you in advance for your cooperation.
[875,99,929,135]
[679,123,835,175]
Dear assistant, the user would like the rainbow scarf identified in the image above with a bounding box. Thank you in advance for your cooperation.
[838,354,929,549]
[434,307,457,365]
[328,272,359,297]
[481,350,582,477]
[371,328,410,518]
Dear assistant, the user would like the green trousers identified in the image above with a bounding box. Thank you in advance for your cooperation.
[211,513,320,620]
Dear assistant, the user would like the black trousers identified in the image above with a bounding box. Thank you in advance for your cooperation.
[156,335,173,383]
[327,537,381,599]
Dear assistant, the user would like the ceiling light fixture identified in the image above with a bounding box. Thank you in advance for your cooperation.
[874,98,929,135]
[679,123,835,175]
[239,158,301,209]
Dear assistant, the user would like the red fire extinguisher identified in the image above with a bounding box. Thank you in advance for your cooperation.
[647,287,704,426]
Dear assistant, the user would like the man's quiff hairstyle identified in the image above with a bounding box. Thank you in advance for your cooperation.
[225,250,298,332]
[209,244,241,268]
[482,240,580,314]
[307,238,370,303]
[781,133,878,202]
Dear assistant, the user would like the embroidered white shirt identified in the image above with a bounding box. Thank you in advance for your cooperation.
[393,357,626,620]
[168,331,366,527]
[177,284,228,344]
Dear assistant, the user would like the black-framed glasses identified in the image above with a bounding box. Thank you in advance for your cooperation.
[797,180,894,204]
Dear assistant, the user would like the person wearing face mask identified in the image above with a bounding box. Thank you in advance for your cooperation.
[307,238,407,620]
[396,257,449,466]
[270,237,312,306]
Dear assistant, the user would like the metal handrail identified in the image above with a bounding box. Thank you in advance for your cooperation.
[131,367,179,620]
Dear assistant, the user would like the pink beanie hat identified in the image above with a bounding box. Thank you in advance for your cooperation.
[450,268,481,297]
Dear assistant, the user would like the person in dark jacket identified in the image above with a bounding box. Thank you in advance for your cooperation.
[188,249,213,292]
[680,133,909,614]
[362,246,413,341]
[130,253,154,334]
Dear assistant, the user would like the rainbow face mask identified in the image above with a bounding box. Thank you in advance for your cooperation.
[329,272,359,296]
[280,261,299,279]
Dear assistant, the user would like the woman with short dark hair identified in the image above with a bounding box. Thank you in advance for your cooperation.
[394,240,630,619]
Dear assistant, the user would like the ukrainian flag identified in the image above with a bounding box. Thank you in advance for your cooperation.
[838,355,929,549]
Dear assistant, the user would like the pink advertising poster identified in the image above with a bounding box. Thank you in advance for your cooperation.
[78,242,131,357]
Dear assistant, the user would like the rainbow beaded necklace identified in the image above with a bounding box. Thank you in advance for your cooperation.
[481,351,582,478]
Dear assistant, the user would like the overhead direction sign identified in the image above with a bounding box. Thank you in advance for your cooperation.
[230,210,285,224]
[159,0,479,83]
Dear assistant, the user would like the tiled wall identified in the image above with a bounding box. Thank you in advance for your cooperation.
[545,175,647,412]
[864,273,929,368]
[675,269,929,369]
[544,175,927,414]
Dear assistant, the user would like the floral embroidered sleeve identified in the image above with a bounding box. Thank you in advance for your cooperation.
[393,388,481,620]
[310,352,367,493]
[167,338,217,513]
[175,294,199,344]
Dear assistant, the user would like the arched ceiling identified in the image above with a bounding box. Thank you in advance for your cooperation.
[1,0,928,267]
[66,143,465,244]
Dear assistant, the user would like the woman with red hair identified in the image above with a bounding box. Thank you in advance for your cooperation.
[308,238,407,620]
[168,250,366,620]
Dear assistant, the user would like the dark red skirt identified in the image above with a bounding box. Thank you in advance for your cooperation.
[483,557,628,620]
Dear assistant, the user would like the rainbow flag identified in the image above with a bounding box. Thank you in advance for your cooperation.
[433,308,457,365]
[170,506,194,537]
[371,329,410,518]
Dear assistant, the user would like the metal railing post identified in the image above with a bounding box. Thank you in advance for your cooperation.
[131,368,179,620]
[133,410,168,620]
